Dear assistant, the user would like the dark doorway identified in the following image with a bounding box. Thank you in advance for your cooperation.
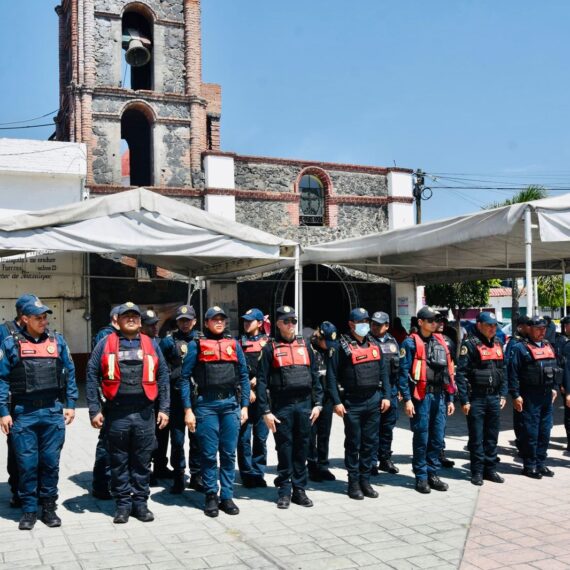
[121,108,152,187]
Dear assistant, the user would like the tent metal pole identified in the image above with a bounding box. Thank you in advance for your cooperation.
[563,260,567,317]
[294,245,300,334]
[525,207,534,315]
[186,274,192,305]
[298,264,304,332]
[198,277,204,329]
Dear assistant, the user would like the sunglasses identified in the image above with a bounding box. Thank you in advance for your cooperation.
[282,318,298,325]
[423,318,437,324]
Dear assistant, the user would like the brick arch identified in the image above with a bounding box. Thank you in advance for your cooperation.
[120,100,156,123]
[122,1,157,21]
[294,166,333,196]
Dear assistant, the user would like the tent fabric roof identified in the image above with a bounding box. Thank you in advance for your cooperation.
[301,193,570,283]
[0,188,297,276]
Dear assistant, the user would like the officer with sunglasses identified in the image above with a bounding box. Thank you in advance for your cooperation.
[257,306,323,509]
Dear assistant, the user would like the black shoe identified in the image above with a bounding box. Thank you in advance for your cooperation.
[19,511,37,530]
[131,505,155,522]
[204,493,219,517]
[360,481,379,498]
[428,475,449,492]
[277,495,291,509]
[308,465,323,482]
[170,473,185,494]
[41,501,62,527]
[370,464,379,476]
[470,474,484,486]
[539,466,554,478]
[153,466,174,479]
[91,488,112,500]
[440,453,455,468]
[379,459,400,474]
[242,476,268,488]
[113,508,130,524]
[319,469,336,481]
[522,468,542,479]
[188,474,204,492]
[348,480,364,500]
[484,471,504,484]
[291,489,313,507]
[10,494,22,508]
[219,499,240,515]
[415,480,431,494]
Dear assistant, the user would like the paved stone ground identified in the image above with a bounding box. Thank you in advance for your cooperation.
[0,397,566,570]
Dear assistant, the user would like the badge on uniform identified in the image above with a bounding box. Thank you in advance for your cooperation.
[329,347,335,357]
[46,345,55,355]
[460,345,468,356]
[297,348,305,356]
[372,349,378,358]
[181,306,188,314]
[399,348,406,358]
[331,332,337,340]
[390,344,397,353]
[147,310,155,318]
[181,344,188,354]
[126,301,134,308]
[137,349,144,359]
[260,339,267,347]
[283,306,291,312]
[226,345,233,355]
[496,348,502,357]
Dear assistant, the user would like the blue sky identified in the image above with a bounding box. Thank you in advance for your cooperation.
[1,1,570,220]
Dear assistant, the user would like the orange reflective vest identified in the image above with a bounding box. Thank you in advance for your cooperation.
[475,340,504,362]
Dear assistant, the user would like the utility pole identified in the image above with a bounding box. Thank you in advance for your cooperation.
[413,169,425,224]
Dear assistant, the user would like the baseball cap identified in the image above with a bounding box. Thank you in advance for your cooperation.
[276,306,297,320]
[528,315,547,327]
[176,305,196,320]
[21,298,53,316]
[141,309,159,325]
[205,306,228,320]
[371,311,390,325]
[15,294,39,313]
[317,321,338,347]
[349,308,369,322]
[242,308,264,322]
[477,312,498,325]
[117,302,141,316]
[417,306,438,320]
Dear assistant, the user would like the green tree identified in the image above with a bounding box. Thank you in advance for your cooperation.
[484,185,548,320]
[537,276,570,314]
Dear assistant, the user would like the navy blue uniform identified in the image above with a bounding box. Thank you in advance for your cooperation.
[505,334,525,453]
[237,333,270,483]
[86,333,170,510]
[179,333,250,500]
[327,334,389,485]
[0,329,78,513]
[456,332,507,476]
[257,336,323,498]
[554,333,570,450]
[372,333,400,464]
[399,334,454,481]
[508,340,559,471]
[160,329,200,477]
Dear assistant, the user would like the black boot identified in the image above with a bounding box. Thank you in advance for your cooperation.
[348,480,364,500]
[440,452,455,468]
[291,488,313,507]
[188,473,204,492]
[19,512,37,531]
[379,459,399,474]
[308,463,323,482]
[428,474,449,491]
[170,472,185,494]
[360,480,379,498]
[219,498,240,515]
[131,504,155,522]
[204,493,219,517]
[41,499,62,527]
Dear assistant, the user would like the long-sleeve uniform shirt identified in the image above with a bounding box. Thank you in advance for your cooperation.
[555,334,570,394]
[178,332,251,410]
[0,328,78,417]
[257,335,323,414]
[86,332,170,419]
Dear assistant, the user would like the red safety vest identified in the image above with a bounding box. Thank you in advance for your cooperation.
[18,336,59,359]
[346,342,381,365]
[475,341,504,362]
[101,333,159,401]
[410,333,456,400]
[526,343,556,361]
[197,338,238,363]
[241,337,268,353]
[272,339,310,368]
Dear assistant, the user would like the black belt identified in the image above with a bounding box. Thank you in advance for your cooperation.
[426,384,443,394]
[343,390,377,401]
[12,399,58,409]
[197,389,235,400]
[271,392,311,405]
[471,386,499,396]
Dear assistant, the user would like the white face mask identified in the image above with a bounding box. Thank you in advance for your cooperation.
[354,323,370,337]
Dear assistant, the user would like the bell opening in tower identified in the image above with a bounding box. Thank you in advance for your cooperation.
[121,9,153,91]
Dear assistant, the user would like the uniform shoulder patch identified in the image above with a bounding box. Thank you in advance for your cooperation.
[399,347,406,358]
[329,347,336,358]
[460,345,469,356]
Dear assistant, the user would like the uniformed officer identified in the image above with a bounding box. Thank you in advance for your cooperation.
[456,313,507,485]
[0,297,78,530]
[327,308,390,500]
[307,321,337,482]
[505,315,531,455]
[257,306,323,509]
[141,309,173,484]
[399,306,456,494]
[237,308,270,488]
[370,311,401,475]
[86,302,170,523]
[554,315,570,455]
[91,306,120,349]
[508,315,561,478]
[159,304,203,494]
[0,293,39,508]
[179,306,250,517]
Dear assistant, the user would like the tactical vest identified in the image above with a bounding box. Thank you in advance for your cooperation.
[240,334,268,379]
[376,336,400,383]
[101,333,159,401]
[338,335,382,393]
[269,337,313,392]
[468,336,504,391]
[8,333,64,395]
[166,332,191,382]
[519,340,560,387]
[409,333,456,400]
[554,334,570,368]
[193,337,238,391]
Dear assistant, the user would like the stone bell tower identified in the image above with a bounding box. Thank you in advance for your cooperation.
[55,0,221,190]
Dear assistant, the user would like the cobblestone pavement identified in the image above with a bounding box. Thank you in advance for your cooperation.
[0,400,566,570]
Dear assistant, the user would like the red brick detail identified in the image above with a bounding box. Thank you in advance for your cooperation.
[88,185,203,198]
[328,195,413,206]
[287,202,300,225]
[327,204,339,228]
[205,188,299,202]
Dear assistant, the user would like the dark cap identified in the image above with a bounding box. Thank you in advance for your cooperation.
[141,309,159,325]
[417,306,438,320]
[276,305,297,320]
[109,306,120,319]
[117,302,141,316]
[516,315,531,326]
[242,308,264,322]
[176,305,196,320]
[561,316,570,327]
[205,306,228,320]
[371,311,390,325]
[317,321,338,347]
[21,298,53,316]
[477,312,498,325]
[16,294,39,313]
[349,307,369,322]
[528,315,547,327]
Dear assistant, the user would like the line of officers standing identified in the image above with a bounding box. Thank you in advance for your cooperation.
[1,295,569,531]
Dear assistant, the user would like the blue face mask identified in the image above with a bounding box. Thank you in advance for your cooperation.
[355,323,370,337]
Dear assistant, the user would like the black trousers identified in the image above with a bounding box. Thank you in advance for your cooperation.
[308,394,333,469]
[466,394,500,475]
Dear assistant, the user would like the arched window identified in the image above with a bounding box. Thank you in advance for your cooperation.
[299,174,325,226]
[122,5,153,90]
[121,107,153,186]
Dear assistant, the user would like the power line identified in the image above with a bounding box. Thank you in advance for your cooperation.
[0,123,54,131]
[0,109,59,127]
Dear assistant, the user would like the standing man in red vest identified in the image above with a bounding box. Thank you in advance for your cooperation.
[86,302,170,524]
[257,306,323,509]
[399,306,456,494]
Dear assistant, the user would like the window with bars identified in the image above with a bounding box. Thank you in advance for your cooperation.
[299,174,325,226]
